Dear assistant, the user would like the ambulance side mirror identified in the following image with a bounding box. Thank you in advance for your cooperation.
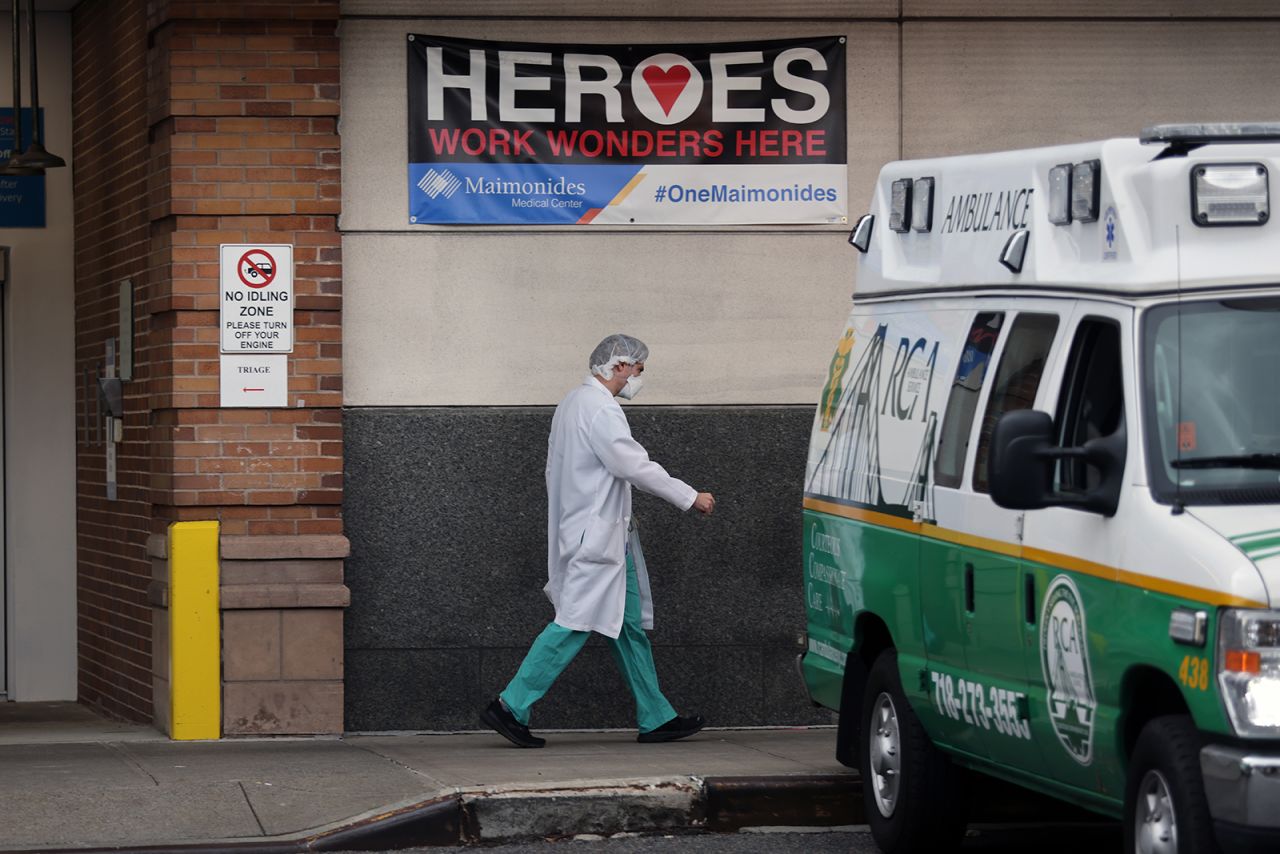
[988,409,1125,517]
[988,410,1056,511]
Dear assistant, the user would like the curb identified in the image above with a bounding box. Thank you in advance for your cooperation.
[462,777,704,842]
[704,775,862,831]
[0,775,860,854]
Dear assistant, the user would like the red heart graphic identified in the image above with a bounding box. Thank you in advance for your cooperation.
[642,64,691,116]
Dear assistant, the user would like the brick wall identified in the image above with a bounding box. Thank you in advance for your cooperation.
[73,0,342,724]
[73,0,154,722]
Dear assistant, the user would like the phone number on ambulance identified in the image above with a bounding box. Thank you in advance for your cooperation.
[930,671,1030,740]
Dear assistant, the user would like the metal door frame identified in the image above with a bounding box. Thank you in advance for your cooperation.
[0,246,9,699]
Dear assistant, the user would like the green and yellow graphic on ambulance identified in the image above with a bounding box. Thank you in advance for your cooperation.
[799,125,1280,854]
[819,328,855,432]
[1232,527,1280,562]
[1040,575,1096,766]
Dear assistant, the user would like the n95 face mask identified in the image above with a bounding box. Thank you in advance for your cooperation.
[618,375,644,400]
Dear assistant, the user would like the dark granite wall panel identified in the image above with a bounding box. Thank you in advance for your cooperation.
[343,406,833,731]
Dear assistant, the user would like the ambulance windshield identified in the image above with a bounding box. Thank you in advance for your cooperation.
[1142,296,1280,504]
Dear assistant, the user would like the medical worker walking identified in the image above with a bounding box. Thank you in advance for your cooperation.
[481,334,716,748]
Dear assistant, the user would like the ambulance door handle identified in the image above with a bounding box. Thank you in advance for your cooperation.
[964,563,975,613]
[1024,574,1036,625]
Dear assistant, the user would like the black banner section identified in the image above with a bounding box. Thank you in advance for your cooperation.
[407,34,847,168]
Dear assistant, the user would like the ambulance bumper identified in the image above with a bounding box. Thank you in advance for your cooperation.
[1200,744,1280,851]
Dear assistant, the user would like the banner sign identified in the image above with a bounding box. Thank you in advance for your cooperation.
[407,34,847,225]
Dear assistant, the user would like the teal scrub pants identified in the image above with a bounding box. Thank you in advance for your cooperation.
[500,554,677,734]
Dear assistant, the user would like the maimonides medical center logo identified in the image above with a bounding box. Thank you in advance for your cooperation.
[1040,575,1097,765]
[418,168,462,199]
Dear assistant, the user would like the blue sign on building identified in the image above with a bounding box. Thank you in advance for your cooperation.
[0,108,47,229]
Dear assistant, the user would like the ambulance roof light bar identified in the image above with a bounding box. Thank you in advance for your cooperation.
[1141,122,1280,158]
[1192,163,1269,227]
[887,176,936,234]
[889,178,912,233]
[1072,160,1101,223]
[1048,164,1072,225]
[1046,161,1099,225]
[911,177,934,232]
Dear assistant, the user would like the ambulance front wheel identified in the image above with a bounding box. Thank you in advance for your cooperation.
[1123,715,1219,854]
[859,649,967,853]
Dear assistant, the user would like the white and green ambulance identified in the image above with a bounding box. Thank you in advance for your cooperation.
[800,124,1280,854]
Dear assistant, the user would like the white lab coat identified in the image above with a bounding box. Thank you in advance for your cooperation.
[544,376,698,639]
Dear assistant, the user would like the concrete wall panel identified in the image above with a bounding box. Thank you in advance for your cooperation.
[902,21,1280,160]
[904,1,1280,17]
[342,1,897,19]
[341,18,897,407]
[343,232,853,406]
[341,18,897,234]
[345,1,1280,20]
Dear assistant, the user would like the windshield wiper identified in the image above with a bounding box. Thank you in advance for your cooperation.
[1171,453,1280,469]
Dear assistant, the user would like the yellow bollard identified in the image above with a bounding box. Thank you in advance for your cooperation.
[168,521,221,740]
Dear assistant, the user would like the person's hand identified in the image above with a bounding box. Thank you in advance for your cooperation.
[692,492,716,515]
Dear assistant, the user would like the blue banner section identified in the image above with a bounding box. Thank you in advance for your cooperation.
[0,108,46,228]
[409,162,643,225]
[0,175,45,228]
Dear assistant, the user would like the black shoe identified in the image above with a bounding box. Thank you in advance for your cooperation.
[480,699,545,748]
[637,714,706,743]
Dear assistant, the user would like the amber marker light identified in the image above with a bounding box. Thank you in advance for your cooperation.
[1225,650,1262,674]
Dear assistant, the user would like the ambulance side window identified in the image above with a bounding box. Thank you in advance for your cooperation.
[1055,318,1124,494]
[934,312,1004,488]
[972,313,1060,493]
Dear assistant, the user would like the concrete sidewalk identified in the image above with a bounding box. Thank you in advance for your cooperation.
[0,726,856,851]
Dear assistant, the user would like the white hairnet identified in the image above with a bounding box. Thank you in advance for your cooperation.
[590,333,649,379]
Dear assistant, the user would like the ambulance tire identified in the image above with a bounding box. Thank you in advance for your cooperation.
[1123,715,1219,854]
[859,649,967,854]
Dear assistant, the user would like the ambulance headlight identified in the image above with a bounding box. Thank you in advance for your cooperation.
[1192,163,1269,226]
[1048,164,1073,225]
[1071,159,1101,223]
[889,178,912,233]
[1218,609,1280,736]
[912,177,934,232]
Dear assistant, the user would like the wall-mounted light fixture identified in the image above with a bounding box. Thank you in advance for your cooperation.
[1,0,66,174]
[12,0,64,169]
